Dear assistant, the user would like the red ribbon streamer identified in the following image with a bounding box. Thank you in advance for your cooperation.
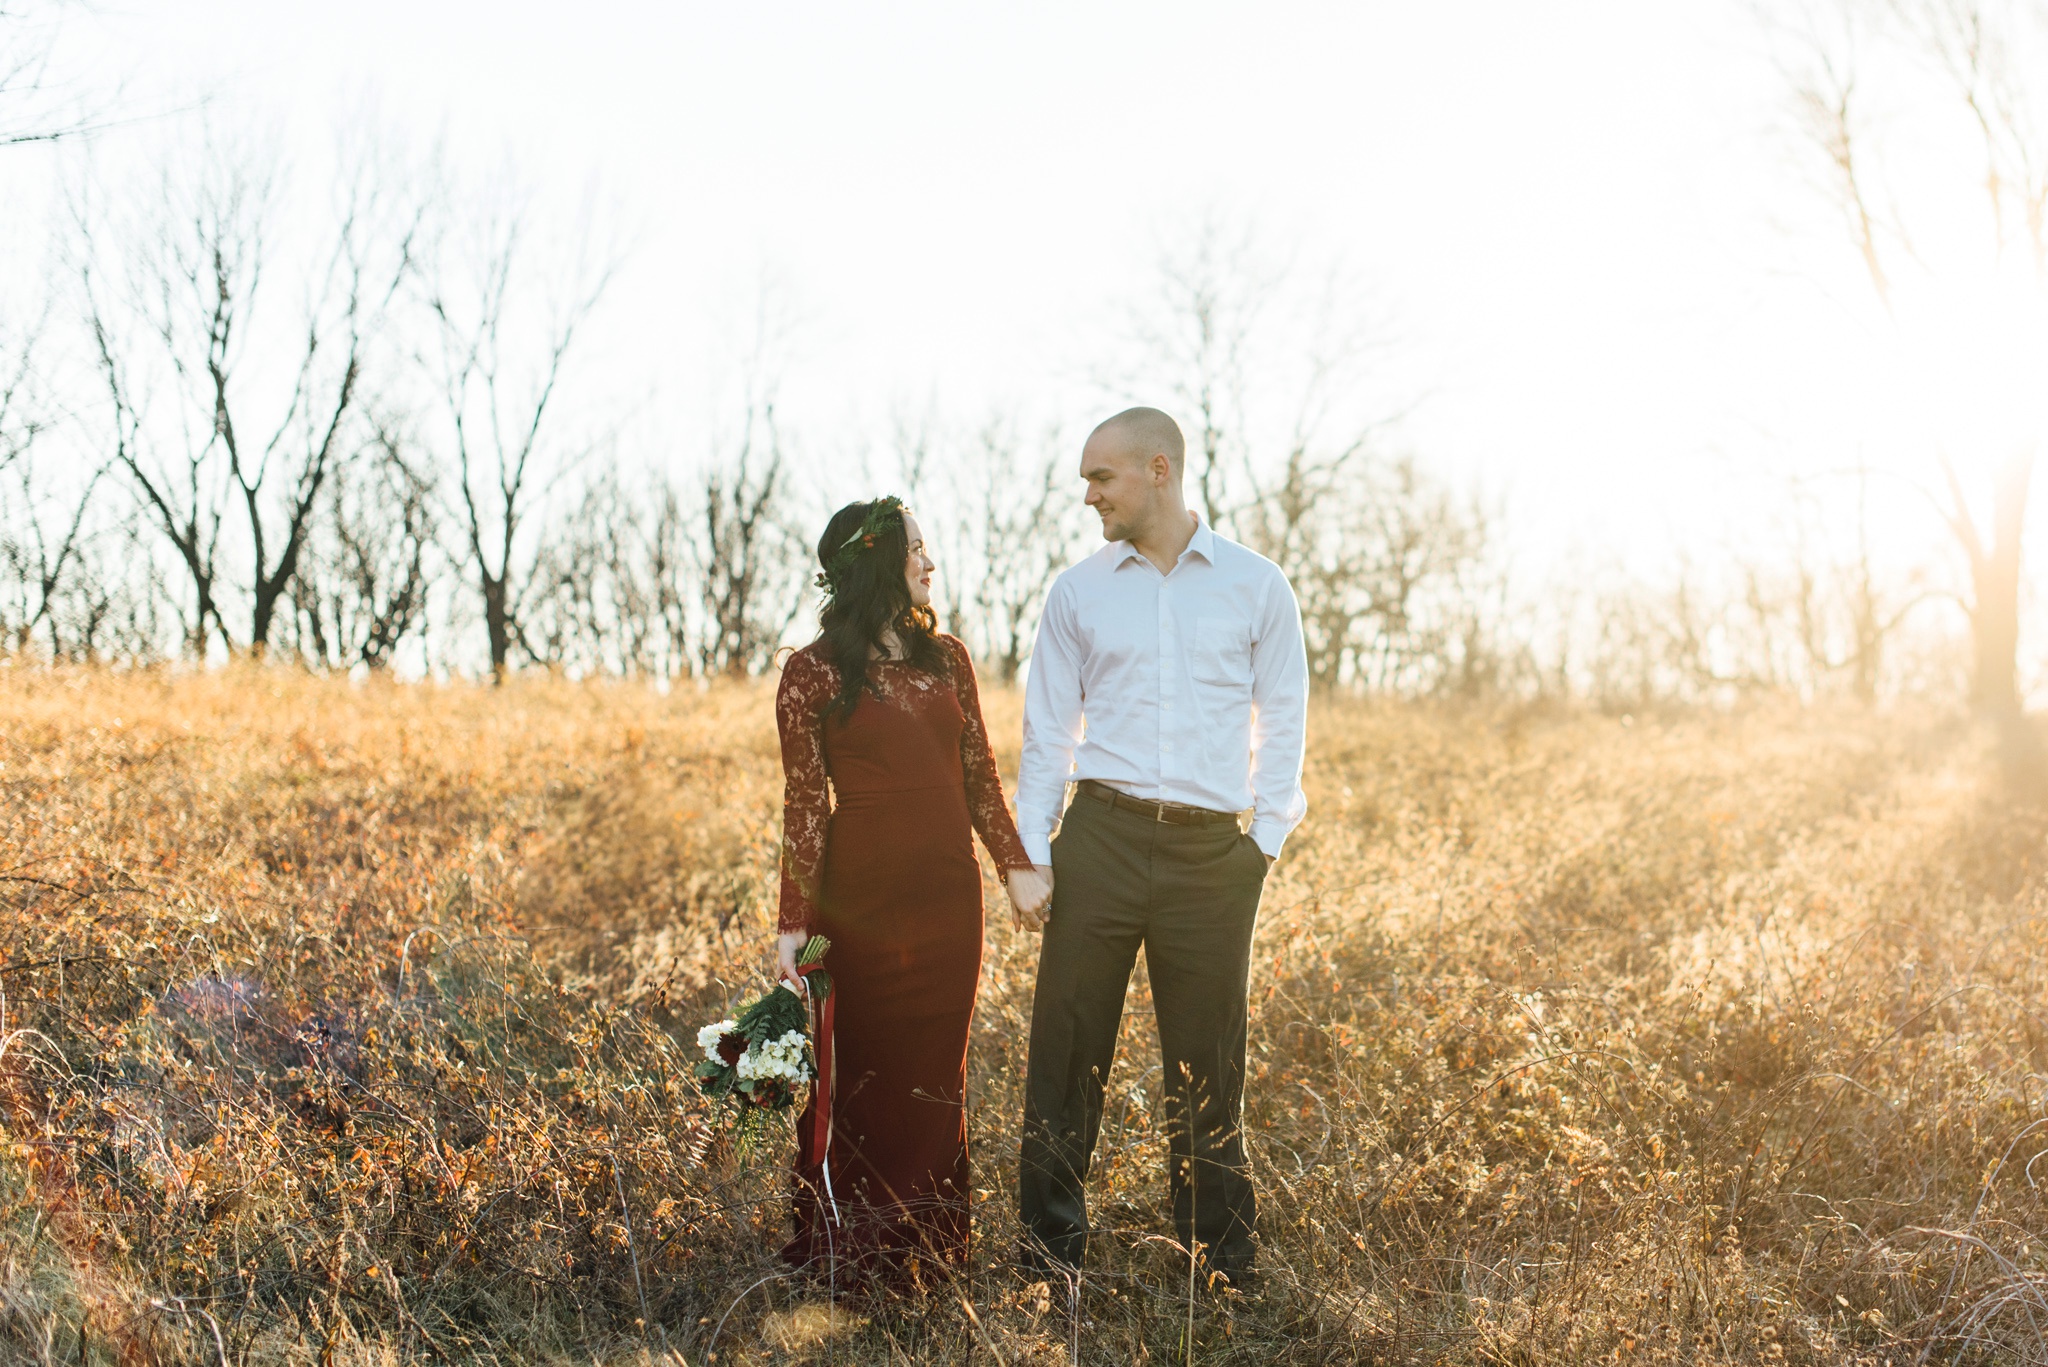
[798,961,834,1167]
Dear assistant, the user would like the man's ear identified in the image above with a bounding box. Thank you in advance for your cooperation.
[1151,452,1171,484]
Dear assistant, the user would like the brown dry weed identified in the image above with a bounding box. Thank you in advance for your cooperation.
[2,666,2045,1363]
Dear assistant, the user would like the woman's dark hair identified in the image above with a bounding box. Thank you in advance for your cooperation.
[814,498,949,719]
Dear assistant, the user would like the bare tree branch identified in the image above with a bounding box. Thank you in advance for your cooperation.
[919,413,1082,683]
[419,175,618,682]
[0,1,105,149]
[75,129,420,657]
[1773,0,2047,717]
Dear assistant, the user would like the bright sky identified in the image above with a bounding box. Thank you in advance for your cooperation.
[26,0,2043,583]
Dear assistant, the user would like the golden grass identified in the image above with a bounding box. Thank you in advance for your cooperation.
[3,665,2046,1363]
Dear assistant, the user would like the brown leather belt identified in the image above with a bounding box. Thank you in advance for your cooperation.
[1077,779,1239,827]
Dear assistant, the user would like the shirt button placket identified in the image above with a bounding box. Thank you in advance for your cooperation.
[1158,583,1176,777]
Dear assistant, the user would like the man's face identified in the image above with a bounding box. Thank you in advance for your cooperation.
[1080,436,1161,544]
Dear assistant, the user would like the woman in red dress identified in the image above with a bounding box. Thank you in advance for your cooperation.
[773,496,1052,1284]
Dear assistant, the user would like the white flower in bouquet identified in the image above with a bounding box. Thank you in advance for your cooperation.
[736,1028,813,1082]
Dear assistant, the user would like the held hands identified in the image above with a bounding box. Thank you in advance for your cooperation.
[1005,865,1054,933]
[778,863,1052,982]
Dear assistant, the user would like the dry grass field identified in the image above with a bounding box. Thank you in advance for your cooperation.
[3,666,2047,1364]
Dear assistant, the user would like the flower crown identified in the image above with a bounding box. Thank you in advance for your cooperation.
[814,495,907,597]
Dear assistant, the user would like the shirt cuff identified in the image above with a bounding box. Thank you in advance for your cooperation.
[1248,818,1291,861]
[1022,832,1054,867]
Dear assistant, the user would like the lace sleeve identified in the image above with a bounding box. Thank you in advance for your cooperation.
[945,636,1033,874]
[776,650,837,933]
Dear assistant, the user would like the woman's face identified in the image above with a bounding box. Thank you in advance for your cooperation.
[901,512,935,608]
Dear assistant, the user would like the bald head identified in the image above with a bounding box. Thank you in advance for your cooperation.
[1079,405,1192,549]
[1088,406,1185,482]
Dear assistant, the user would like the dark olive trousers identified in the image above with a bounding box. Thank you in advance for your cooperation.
[1018,791,1267,1273]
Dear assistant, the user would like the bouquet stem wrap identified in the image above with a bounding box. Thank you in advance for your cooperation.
[798,957,838,1219]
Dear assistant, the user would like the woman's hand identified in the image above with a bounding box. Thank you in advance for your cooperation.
[1005,866,1053,933]
[774,931,807,991]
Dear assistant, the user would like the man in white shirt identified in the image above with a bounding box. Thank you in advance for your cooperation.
[1014,406,1309,1287]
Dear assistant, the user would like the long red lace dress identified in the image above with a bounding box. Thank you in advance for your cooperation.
[775,634,1032,1280]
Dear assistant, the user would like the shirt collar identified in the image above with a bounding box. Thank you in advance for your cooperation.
[1113,512,1215,571]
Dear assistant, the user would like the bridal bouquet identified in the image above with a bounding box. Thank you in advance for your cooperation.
[695,935,832,1121]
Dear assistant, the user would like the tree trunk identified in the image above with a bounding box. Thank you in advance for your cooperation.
[484,571,511,684]
[1850,621,1880,706]
[189,567,221,659]
[1968,453,2032,719]
[249,584,278,657]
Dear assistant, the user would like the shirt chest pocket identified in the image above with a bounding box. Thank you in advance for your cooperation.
[1190,616,1253,688]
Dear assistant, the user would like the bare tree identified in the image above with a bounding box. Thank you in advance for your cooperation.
[516,471,602,680]
[77,180,223,655]
[0,300,168,663]
[1350,456,1490,693]
[1778,0,2048,718]
[1119,215,1496,696]
[693,405,802,678]
[639,483,697,679]
[1911,0,2048,270]
[62,519,166,661]
[1567,473,1939,710]
[1239,442,1365,687]
[517,463,699,681]
[1239,440,1489,693]
[1567,559,1768,710]
[1,449,106,656]
[519,488,609,676]
[419,182,616,682]
[1119,217,1269,528]
[1,0,106,150]
[1944,450,2032,713]
[910,414,1082,683]
[1788,13,1893,307]
[0,297,44,476]
[284,418,435,670]
[1236,388,1377,688]
[0,282,156,661]
[1,309,70,653]
[601,472,695,680]
[521,467,612,677]
[1783,469,1933,702]
[1,502,168,664]
[77,134,419,656]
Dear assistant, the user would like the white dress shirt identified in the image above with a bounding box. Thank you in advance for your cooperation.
[1017,515,1310,867]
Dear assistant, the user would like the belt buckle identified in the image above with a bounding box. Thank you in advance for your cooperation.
[1155,800,1168,824]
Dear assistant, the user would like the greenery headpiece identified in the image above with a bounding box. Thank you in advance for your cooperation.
[814,496,908,597]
